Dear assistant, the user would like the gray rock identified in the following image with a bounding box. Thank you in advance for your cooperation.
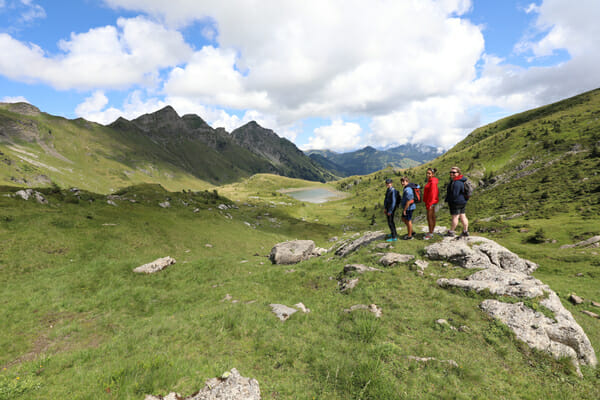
[335,231,386,257]
[414,260,429,271]
[437,268,550,298]
[344,304,382,318]
[339,278,359,292]
[15,189,33,200]
[480,296,597,373]
[269,240,315,264]
[560,235,600,249]
[34,191,48,204]
[425,236,537,273]
[343,264,383,274]
[407,356,458,368]
[270,304,298,321]
[379,253,415,266]
[159,201,171,208]
[145,368,260,400]
[569,294,584,305]
[582,310,599,319]
[133,256,176,274]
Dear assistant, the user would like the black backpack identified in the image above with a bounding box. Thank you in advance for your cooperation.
[406,183,421,203]
[395,187,402,207]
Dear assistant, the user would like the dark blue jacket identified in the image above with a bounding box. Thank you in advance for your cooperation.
[384,187,398,212]
[445,176,468,206]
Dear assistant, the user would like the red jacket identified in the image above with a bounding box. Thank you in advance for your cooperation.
[424,176,439,209]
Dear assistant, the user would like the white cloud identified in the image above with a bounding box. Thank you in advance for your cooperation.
[75,90,169,124]
[303,118,363,152]
[19,0,45,23]
[0,16,192,90]
[2,95,28,103]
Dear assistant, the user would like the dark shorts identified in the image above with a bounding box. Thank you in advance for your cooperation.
[449,205,466,216]
[403,209,414,221]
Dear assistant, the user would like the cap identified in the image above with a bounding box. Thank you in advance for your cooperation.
[385,178,393,184]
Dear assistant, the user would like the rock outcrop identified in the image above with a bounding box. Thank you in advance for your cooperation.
[425,236,537,273]
[335,231,386,257]
[428,236,597,373]
[145,368,260,400]
[269,240,324,264]
[379,253,415,267]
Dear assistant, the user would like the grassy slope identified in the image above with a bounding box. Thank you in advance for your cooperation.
[1,177,599,399]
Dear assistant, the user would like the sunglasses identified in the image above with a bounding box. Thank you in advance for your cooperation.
[449,171,457,174]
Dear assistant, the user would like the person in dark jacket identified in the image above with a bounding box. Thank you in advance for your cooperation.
[383,178,398,241]
[444,166,469,238]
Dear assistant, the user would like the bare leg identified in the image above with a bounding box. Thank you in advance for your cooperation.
[451,214,459,232]
[459,213,469,232]
[427,207,436,234]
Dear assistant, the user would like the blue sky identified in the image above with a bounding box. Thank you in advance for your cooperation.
[1,0,599,152]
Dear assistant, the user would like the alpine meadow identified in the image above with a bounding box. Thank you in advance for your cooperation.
[1,88,600,399]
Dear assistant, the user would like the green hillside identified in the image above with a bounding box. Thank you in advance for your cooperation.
[1,89,600,399]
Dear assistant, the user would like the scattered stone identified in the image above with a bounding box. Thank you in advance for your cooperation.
[379,253,415,267]
[270,304,298,321]
[343,264,383,274]
[218,204,229,210]
[193,208,200,213]
[575,273,584,277]
[222,294,233,302]
[133,256,176,274]
[376,242,392,249]
[414,260,429,271]
[592,301,600,308]
[159,201,171,208]
[205,244,213,248]
[34,192,47,204]
[339,278,359,292]
[344,304,382,318]
[407,356,459,368]
[269,240,318,264]
[285,269,295,273]
[582,310,599,319]
[15,189,32,200]
[145,368,260,400]
[560,236,600,249]
[294,303,310,313]
[107,200,117,206]
[335,231,386,257]
[569,294,584,305]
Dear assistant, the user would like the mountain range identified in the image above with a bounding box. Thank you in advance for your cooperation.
[0,103,439,192]
[306,143,444,177]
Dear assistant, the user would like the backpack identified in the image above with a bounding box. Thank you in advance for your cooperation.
[463,179,474,199]
[406,183,421,203]
[395,187,402,207]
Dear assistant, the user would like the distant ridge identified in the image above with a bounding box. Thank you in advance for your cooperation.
[307,143,444,177]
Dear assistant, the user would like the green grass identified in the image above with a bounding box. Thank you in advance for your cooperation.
[1,182,599,400]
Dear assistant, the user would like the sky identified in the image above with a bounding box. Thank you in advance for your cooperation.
[1,0,599,153]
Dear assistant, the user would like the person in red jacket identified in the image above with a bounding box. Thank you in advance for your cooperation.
[423,168,439,240]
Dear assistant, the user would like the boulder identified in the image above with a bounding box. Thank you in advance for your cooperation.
[269,240,316,264]
[339,278,359,292]
[270,304,298,321]
[335,231,386,257]
[379,253,415,267]
[133,256,176,274]
[425,236,537,273]
[560,235,600,249]
[145,368,260,400]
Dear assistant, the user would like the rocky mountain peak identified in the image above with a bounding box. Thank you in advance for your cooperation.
[0,102,41,116]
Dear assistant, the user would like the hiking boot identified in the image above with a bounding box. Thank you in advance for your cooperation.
[444,230,455,237]
[386,237,398,242]
[424,233,433,240]
[403,235,414,240]
[460,231,470,238]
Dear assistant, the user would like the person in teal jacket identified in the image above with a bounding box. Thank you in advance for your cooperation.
[400,176,416,240]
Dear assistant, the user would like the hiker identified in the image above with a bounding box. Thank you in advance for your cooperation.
[445,166,469,238]
[400,176,416,240]
[383,178,399,242]
[423,167,439,240]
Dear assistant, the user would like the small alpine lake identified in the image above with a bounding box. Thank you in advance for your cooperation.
[279,187,347,203]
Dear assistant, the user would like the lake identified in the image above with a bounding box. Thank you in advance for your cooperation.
[282,187,346,203]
